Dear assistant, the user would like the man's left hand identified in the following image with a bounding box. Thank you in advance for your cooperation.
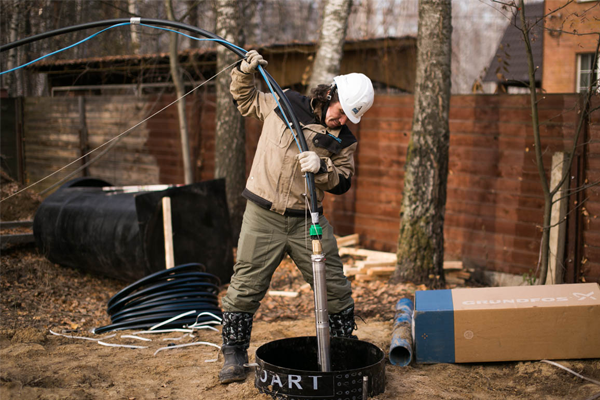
[297,151,321,173]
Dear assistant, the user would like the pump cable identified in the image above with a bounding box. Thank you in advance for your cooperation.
[0,18,320,218]
[93,263,222,334]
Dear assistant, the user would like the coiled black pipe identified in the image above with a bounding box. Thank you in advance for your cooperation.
[0,18,319,214]
[93,263,222,334]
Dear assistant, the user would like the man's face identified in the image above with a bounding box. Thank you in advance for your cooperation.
[324,101,348,129]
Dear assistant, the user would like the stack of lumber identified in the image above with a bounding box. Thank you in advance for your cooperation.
[341,247,397,281]
[444,261,471,286]
[336,234,471,285]
[337,234,397,281]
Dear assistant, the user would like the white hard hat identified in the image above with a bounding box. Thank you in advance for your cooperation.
[333,73,374,124]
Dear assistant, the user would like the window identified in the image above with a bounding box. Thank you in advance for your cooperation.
[577,53,599,93]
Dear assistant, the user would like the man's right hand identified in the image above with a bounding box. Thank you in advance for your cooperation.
[240,50,268,74]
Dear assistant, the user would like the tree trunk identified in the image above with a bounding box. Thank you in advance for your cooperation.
[187,0,199,50]
[306,0,352,92]
[6,0,22,97]
[395,0,452,288]
[165,0,193,185]
[215,0,246,240]
[128,0,140,54]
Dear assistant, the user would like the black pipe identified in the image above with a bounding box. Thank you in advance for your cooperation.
[107,281,219,315]
[121,290,219,310]
[107,263,206,308]
[93,260,223,333]
[93,315,220,334]
[0,18,319,214]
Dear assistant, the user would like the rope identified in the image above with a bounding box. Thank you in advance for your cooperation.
[1,58,241,202]
[1,21,307,201]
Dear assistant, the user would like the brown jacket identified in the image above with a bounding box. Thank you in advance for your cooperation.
[230,68,358,215]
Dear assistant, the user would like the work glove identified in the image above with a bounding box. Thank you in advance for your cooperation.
[240,50,268,74]
[297,151,321,174]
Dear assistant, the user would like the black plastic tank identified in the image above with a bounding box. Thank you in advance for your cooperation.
[33,178,234,283]
[255,336,386,399]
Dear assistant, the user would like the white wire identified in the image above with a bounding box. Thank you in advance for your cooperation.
[133,328,194,335]
[0,59,242,203]
[189,320,220,327]
[541,360,600,386]
[49,329,116,341]
[188,325,219,332]
[161,334,190,341]
[97,340,148,349]
[120,335,152,342]
[193,311,223,323]
[153,341,221,358]
[149,310,197,331]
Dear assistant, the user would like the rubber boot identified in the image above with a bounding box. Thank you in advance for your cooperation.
[329,305,358,339]
[219,312,253,384]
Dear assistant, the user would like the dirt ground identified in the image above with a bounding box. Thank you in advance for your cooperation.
[1,244,600,400]
[1,179,599,400]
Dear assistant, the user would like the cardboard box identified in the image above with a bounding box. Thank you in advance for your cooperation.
[413,283,600,363]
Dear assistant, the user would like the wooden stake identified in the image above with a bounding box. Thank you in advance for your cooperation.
[548,152,568,284]
[162,196,175,269]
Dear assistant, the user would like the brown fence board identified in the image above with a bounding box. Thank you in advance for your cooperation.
[19,93,599,282]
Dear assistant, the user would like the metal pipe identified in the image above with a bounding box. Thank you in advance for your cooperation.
[311,250,330,372]
[389,298,414,366]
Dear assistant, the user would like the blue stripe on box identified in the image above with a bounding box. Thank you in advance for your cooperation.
[414,289,455,363]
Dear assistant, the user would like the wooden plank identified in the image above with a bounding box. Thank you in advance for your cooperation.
[443,261,464,270]
[268,291,299,298]
[366,267,396,276]
[354,274,379,281]
[338,247,396,261]
[547,152,568,285]
[355,259,395,269]
[336,233,360,248]
[162,197,174,270]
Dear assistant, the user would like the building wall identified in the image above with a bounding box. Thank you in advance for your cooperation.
[21,93,599,283]
[543,0,600,93]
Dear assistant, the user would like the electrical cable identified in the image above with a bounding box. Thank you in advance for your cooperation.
[106,263,206,308]
[0,19,319,216]
[541,360,600,386]
[93,263,223,334]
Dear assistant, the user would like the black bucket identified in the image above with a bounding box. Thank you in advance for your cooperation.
[33,178,234,283]
[255,337,385,400]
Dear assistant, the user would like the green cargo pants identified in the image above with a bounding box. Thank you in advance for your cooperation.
[222,200,353,315]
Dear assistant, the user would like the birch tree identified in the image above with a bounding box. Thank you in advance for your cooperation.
[165,0,193,185]
[215,0,246,239]
[394,0,452,288]
[128,0,140,54]
[306,0,352,92]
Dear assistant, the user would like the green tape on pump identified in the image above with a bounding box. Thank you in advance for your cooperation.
[310,224,322,237]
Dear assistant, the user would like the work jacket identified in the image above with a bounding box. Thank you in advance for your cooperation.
[230,68,358,216]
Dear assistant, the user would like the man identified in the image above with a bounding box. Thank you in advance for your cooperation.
[219,50,374,384]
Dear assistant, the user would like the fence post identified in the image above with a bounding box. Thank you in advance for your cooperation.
[78,96,89,177]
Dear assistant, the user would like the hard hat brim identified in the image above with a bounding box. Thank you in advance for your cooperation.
[341,102,361,124]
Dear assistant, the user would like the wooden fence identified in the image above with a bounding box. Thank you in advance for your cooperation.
[13,92,600,283]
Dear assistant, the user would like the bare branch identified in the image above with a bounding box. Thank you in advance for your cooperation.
[529,0,576,30]
[552,181,600,205]
[178,0,203,23]
[546,197,589,230]
[98,0,139,17]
